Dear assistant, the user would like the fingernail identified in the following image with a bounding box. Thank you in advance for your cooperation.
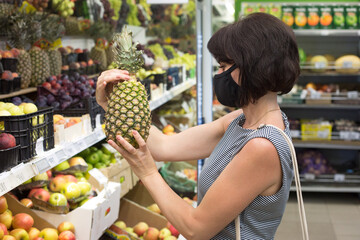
[116,135,122,140]
[132,130,137,135]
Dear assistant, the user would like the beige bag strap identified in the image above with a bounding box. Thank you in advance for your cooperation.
[235,124,309,240]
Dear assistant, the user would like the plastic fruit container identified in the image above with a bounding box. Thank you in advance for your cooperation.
[1,58,18,72]
[0,145,19,172]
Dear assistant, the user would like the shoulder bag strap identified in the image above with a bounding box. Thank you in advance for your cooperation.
[235,124,309,240]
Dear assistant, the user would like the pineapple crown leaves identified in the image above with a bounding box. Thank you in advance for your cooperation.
[87,20,114,42]
[40,14,65,44]
[112,26,144,74]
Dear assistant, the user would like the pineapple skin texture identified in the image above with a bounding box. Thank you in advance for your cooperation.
[48,49,62,76]
[29,48,50,86]
[18,50,32,89]
[104,80,151,148]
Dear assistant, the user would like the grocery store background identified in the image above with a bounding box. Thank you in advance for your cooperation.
[0,0,360,239]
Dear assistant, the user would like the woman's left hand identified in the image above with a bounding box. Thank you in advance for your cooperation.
[108,130,158,180]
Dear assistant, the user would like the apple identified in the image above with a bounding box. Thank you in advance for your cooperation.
[32,238,44,240]
[0,133,16,150]
[46,170,52,179]
[0,228,4,239]
[143,227,159,240]
[20,198,33,208]
[3,235,17,240]
[63,175,77,183]
[8,106,24,116]
[77,182,92,196]
[28,188,41,198]
[10,228,29,240]
[0,222,8,235]
[57,221,75,233]
[28,227,40,240]
[147,203,161,214]
[32,189,50,202]
[68,157,87,167]
[133,222,149,237]
[166,222,179,237]
[23,103,38,114]
[159,228,171,240]
[61,182,81,199]
[78,198,89,206]
[162,124,175,134]
[42,82,52,90]
[38,228,58,240]
[32,172,48,182]
[0,210,13,229]
[49,176,67,192]
[0,196,8,213]
[163,236,177,240]
[12,213,34,231]
[114,220,126,229]
[22,179,32,185]
[58,231,75,240]
[53,161,70,172]
[48,193,67,206]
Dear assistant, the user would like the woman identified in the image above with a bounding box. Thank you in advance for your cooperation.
[96,13,300,240]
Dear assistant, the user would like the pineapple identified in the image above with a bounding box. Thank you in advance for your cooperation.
[90,38,107,71]
[42,15,65,76]
[104,26,151,148]
[29,46,51,86]
[6,11,33,88]
[106,43,114,66]
[65,17,82,35]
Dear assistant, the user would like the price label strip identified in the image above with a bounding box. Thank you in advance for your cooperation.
[314,61,326,69]
[55,149,67,163]
[64,144,76,157]
[0,180,11,195]
[334,174,345,182]
[47,156,57,168]
[34,158,51,174]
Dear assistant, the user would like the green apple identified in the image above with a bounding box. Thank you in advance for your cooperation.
[22,179,32,185]
[94,162,106,169]
[32,172,48,182]
[346,14,357,26]
[110,158,117,164]
[78,198,89,207]
[87,163,93,171]
[77,182,92,195]
[78,148,91,158]
[8,106,24,116]
[39,228,58,240]
[61,182,81,199]
[114,221,126,229]
[86,153,100,165]
[101,154,111,162]
[334,15,345,26]
[23,103,38,114]
[49,193,67,206]
[101,146,112,155]
[53,161,70,172]
[9,229,29,240]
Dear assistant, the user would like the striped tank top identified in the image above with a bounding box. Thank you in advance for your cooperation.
[197,112,294,240]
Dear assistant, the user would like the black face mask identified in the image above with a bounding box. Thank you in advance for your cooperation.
[213,64,240,107]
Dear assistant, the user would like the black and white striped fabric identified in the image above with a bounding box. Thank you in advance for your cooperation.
[197,112,294,240]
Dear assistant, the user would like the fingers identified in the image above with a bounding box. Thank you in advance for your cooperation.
[116,135,137,154]
[132,130,146,149]
[99,69,130,85]
[108,140,126,156]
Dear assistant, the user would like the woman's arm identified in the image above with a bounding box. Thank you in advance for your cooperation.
[109,134,282,240]
[147,109,243,162]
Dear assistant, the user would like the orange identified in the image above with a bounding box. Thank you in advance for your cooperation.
[320,14,333,26]
[308,14,320,26]
[295,15,307,27]
[282,15,294,26]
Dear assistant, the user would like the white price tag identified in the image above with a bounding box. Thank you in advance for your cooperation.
[34,158,51,173]
[47,156,57,168]
[0,180,9,195]
[320,30,329,36]
[349,131,360,140]
[334,174,345,182]
[35,137,44,155]
[342,61,353,69]
[317,130,330,139]
[89,168,108,185]
[64,145,76,157]
[290,130,301,138]
[55,149,67,162]
[85,134,96,146]
[300,89,308,99]
[310,90,321,99]
[347,91,358,99]
[10,164,26,183]
[340,131,351,140]
[314,61,326,69]
[304,173,315,180]
[77,141,87,150]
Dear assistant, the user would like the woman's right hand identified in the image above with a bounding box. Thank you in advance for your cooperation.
[96,69,131,111]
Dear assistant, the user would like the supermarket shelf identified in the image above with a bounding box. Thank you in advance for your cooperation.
[0,128,105,197]
[293,139,360,150]
[294,29,360,37]
[280,103,360,110]
[149,79,196,110]
[291,185,360,193]
[0,87,37,100]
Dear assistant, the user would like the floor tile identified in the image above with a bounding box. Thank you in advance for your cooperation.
[333,223,360,236]
[336,235,360,240]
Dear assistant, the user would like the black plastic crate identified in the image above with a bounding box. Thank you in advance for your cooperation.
[0,108,55,162]
[0,79,13,94]
[0,145,19,172]
[13,77,21,92]
[1,58,18,72]
[54,97,104,130]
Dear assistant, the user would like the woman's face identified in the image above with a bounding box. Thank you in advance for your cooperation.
[217,62,240,85]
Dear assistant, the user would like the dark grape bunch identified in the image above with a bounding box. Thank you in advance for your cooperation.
[115,0,129,32]
[136,44,155,59]
[162,47,174,60]
[150,5,166,24]
[100,0,117,28]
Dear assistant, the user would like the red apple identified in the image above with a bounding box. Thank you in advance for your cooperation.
[0,133,16,150]
[143,227,159,240]
[88,79,94,87]
[57,221,75,233]
[10,228,29,240]
[159,228,171,240]
[1,71,14,80]
[133,222,149,237]
[63,175,78,183]
[58,230,75,240]
[49,176,67,192]
[32,189,50,202]
[12,72,19,78]
[166,222,179,237]
[28,227,40,240]
[28,188,41,199]
[42,82,52,90]
[10,49,20,58]
[12,213,34,231]
[20,198,33,208]
[46,170,52,179]
[0,222,8,235]
[0,196,8,213]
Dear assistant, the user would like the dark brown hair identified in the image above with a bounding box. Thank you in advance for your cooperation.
[208,13,300,107]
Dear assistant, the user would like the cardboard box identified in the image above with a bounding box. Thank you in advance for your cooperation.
[32,181,121,240]
[5,194,56,229]
[125,182,156,209]
[54,115,92,145]
[306,92,332,105]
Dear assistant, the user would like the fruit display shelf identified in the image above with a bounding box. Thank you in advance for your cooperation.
[0,128,105,197]
[0,78,196,196]
[294,29,360,37]
[0,87,37,100]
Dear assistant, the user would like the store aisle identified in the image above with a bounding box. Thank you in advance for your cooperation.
[275,192,360,240]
